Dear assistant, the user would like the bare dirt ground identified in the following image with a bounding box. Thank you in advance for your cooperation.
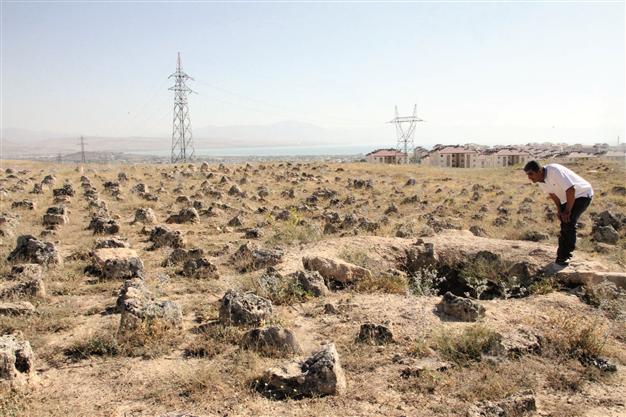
[0,159,624,417]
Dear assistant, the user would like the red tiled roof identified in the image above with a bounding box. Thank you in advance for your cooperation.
[436,147,477,154]
[368,150,406,157]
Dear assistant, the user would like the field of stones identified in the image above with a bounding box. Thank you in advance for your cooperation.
[0,158,625,417]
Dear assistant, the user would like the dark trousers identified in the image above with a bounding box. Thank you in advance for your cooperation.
[557,197,592,261]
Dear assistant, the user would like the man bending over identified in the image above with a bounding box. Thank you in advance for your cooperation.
[524,160,593,267]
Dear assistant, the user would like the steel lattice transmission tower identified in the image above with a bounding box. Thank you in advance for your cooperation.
[388,105,424,164]
[79,136,86,163]
[169,52,195,163]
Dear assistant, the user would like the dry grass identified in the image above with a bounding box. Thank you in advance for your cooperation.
[0,158,624,416]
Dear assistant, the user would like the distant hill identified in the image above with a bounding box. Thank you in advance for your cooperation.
[0,121,388,157]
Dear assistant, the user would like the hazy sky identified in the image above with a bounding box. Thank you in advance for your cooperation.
[1,1,624,145]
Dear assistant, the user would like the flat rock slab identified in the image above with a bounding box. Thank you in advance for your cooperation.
[556,269,626,290]
[0,301,36,315]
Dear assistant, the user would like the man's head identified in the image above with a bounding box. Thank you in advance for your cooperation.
[524,160,544,183]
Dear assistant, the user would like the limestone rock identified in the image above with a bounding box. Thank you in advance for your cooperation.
[88,216,120,235]
[182,258,218,279]
[11,200,35,210]
[148,225,185,250]
[116,278,153,313]
[43,206,69,227]
[593,225,619,245]
[291,270,328,296]
[356,323,393,345]
[233,243,284,272]
[302,256,371,284]
[161,247,204,267]
[219,289,273,325]
[467,391,536,417]
[8,264,43,281]
[92,248,143,279]
[0,301,36,316]
[166,208,199,224]
[0,334,35,385]
[133,208,157,224]
[94,237,129,249]
[120,299,182,332]
[437,292,485,322]
[241,326,301,356]
[7,235,61,266]
[257,343,346,399]
[52,183,74,197]
[0,277,46,299]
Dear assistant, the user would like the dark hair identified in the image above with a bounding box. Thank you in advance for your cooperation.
[523,160,541,172]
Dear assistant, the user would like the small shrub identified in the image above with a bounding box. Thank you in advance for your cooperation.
[544,312,607,359]
[528,277,559,295]
[266,208,322,245]
[242,273,311,305]
[64,332,119,361]
[459,256,528,299]
[434,324,501,366]
[408,267,445,296]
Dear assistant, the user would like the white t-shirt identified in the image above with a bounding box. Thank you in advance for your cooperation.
[538,163,594,203]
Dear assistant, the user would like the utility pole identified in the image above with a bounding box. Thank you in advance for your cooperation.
[79,136,86,163]
[169,52,195,163]
[388,105,424,164]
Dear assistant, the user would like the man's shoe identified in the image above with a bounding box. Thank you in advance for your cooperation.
[555,258,570,267]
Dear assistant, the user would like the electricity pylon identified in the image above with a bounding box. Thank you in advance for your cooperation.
[388,105,424,164]
[169,52,195,163]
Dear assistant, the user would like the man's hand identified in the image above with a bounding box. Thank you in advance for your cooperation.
[560,209,571,223]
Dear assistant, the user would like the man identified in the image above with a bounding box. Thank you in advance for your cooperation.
[524,160,593,267]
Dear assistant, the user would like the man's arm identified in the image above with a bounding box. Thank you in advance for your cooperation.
[561,186,575,223]
[548,193,562,221]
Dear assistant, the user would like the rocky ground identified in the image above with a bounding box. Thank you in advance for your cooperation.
[0,159,624,417]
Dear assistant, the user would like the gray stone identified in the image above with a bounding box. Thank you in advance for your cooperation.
[467,391,536,417]
[302,256,371,284]
[182,258,218,279]
[7,235,61,266]
[291,270,328,296]
[88,216,120,235]
[241,326,301,356]
[0,334,35,385]
[148,225,185,250]
[437,292,485,322]
[120,299,182,332]
[94,237,129,249]
[0,301,35,315]
[0,277,46,299]
[356,323,394,345]
[92,248,143,279]
[233,242,284,272]
[161,247,204,267]
[166,207,199,224]
[219,289,272,325]
[593,225,619,245]
[133,207,157,224]
[257,343,346,399]
[11,200,35,210]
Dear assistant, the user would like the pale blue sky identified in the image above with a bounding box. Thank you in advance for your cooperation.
[1,1,624,145]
